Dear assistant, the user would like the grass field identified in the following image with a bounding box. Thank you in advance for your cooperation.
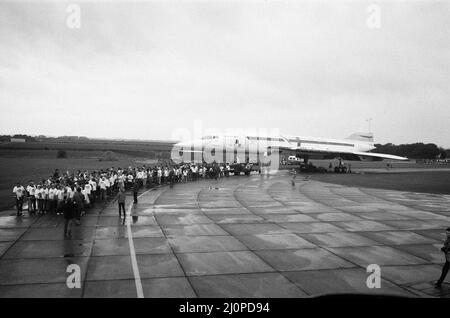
[308,171,450,195]
[0,140,175,210]
[307,159,450,170]
[0,139,175,160]
[0,155,155,210]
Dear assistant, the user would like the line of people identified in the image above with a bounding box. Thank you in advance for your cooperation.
[11,162,232,237]
[12,162,233,217]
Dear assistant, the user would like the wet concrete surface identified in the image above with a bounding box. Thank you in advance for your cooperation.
[1,171,450,297]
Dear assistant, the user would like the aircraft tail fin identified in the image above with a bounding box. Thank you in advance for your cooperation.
[346,132,374,143]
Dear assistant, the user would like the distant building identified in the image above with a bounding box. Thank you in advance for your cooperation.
[10,138,26,143]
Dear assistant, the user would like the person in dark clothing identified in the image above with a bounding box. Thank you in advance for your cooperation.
[133,180,139,204]
[63,198,75,239]
[436,227,450,287]
[73,187,84,225]
[117,188,126,219]
[169,169,175,188]
[214,165,219,181]
[290,168,297,186]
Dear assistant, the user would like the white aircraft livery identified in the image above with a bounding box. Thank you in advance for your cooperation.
[172,131,408,164]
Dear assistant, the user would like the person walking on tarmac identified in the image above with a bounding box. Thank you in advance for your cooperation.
[12,183,25,216]
[290,168,297,187]
[169,168,175,188]
[133,180,139,204]
[212,161,219,181]
[435,227,450,287]
[73,187,84,226]
[63,197,75,239]
[117,187,126,220]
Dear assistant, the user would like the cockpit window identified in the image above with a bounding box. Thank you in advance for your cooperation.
[201,136,218,140]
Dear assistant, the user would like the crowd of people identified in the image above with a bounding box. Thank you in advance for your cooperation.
[11,162,237,236]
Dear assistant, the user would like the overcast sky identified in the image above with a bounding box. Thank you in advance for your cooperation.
[1,1,449,146]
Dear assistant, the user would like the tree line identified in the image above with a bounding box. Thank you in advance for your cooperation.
[0,134,37,142]
[372,143,448,159]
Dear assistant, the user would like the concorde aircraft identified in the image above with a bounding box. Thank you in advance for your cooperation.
[172,131,408,165]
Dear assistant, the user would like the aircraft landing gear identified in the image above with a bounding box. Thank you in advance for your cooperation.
[334,166,348,173]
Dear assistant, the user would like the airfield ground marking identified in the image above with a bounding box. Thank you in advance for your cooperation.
[126,188,152,298]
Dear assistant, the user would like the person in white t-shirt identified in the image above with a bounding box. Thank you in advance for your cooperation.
[48,185,57,214]
[13,183,25,216]
[142,170,148,188]
[89,179,97,203]
[41,185,49,214]
[66,186,74,200]
[99,177,107,201]
[157,168,162,185]
[183,169,188,183]
[82,187,90,209]
[35,185,43,214]
[226,163,231,177]
[26,182,36,214]
[127,174,134,190]
[55,185,64,215]
[84,183,91,197]
[109,175,116,194]
[202,166,207,179]
[104,177,111,198]
[52,185,59,214]
[163,167,169,184]
[117,174,125,191]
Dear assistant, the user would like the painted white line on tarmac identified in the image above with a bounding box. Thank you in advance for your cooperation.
[126,189,151,298]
